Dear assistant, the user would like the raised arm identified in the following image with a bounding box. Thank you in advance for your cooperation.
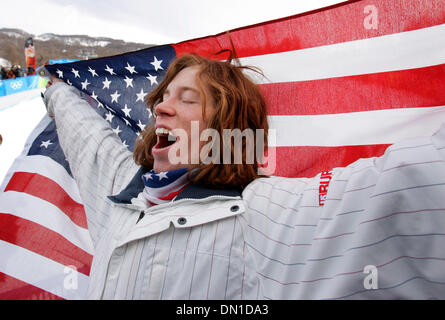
[43,79,140,241]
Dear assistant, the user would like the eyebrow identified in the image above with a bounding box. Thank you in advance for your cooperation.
[164,86,201,96]
[181,86,200,94]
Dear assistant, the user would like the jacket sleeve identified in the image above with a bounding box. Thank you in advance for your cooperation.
[325,126,445,299]
[43,82,140,242]
[242,123,445,299]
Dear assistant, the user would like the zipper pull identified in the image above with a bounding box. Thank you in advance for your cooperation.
[136,211,145,224]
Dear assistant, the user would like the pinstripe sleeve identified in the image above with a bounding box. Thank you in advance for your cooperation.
[242,123,445,299]
[44,82,139,243]
[432,124,445,157]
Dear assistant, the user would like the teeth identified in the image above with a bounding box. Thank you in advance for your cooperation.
[155,128,177,141]
[155,128,170,136]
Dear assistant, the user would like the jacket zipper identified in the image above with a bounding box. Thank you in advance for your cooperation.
[136,211,145,224]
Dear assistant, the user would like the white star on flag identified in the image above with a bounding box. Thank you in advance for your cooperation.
[137,120,146,131]
[94,93,104,108]
[157,172,168,180]
[122,104,132,117]
[40,140,53,148]
[146,74,158,86]
[150,56,163,71]
[56,69,63,78]
[91,92,103,108]
[136,88,147,102]
[102,77,111,89]
[71,68,80,78]
[81,79,90,90]
[105,65,116,75]
[110,91,121,103]
[105,111,114,123]
[123,76,134,88]
[112,125,122,135]
[88,66,98,77]
[125,62,138,74]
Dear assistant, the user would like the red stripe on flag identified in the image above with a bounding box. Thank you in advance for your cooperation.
[4,172,87,229]
[0,213,92,276]
[262,64,445,115]
[0,272,64,300]
[158,184,189,201]
[172,0,445,58]
[272,145,391,178]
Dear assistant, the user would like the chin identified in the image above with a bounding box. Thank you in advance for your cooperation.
[152,164,172,173]
[153,162,187,173]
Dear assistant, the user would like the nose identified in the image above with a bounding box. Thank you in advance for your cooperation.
[154,97,176,118]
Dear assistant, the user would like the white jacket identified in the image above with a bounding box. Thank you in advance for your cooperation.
[45,82,445,299]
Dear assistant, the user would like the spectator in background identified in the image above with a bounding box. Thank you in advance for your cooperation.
[1,66,25,79]
[5,68,15,79]
[12,65,22,78]
[26,66,35,76]
[0,67,7,80]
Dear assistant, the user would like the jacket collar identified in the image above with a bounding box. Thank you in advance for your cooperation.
[108,166,242,204]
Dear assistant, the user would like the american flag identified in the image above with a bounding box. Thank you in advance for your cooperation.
[1,0,445,299]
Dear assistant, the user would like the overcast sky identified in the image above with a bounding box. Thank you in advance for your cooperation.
[4,0,344,44]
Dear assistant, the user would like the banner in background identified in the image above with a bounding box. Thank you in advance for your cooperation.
[0,76,48,97]
[48,59,79,65]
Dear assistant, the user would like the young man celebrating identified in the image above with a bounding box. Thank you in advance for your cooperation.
[44,53,445,299]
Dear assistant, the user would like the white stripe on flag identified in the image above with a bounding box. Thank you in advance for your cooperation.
[0,240,89,300]
[5,155,83,204]
[1,115,52,192]
[268,106,445,147]
[0,192,93,254]
[242,23,445,83]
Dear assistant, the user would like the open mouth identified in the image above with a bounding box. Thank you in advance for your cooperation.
[154,128,178,149]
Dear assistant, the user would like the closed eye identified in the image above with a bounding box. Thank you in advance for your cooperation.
[182,100,198,104]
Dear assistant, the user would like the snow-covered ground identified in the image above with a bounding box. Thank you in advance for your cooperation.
[34,33,111,47]
[0,89,47,184]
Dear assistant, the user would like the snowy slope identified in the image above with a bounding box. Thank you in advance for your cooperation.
[0,89,47,184]
[34,33,111,47]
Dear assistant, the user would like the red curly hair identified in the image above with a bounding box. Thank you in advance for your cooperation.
[133,53,269,190]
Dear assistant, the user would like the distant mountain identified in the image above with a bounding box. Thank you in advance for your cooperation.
[0,28,156,68]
